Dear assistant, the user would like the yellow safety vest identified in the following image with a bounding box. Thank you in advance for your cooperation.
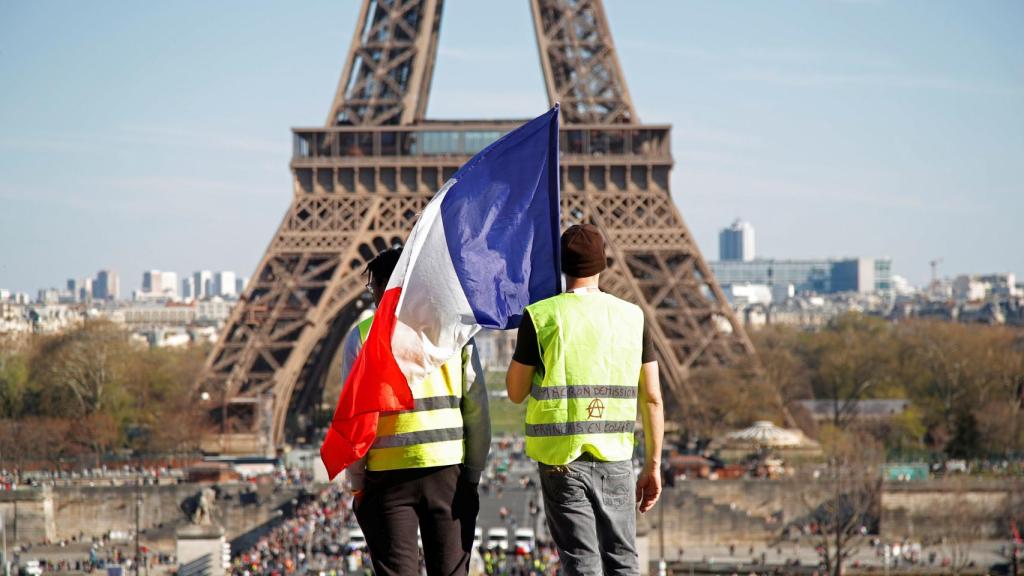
[523,292,644,465]
[357,315,466,471]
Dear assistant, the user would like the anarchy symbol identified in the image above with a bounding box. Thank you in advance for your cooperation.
[587,398,605,419]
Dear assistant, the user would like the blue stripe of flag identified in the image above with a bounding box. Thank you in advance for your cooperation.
[439,105,562,329]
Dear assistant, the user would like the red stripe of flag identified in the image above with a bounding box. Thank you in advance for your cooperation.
[320,287,412,479]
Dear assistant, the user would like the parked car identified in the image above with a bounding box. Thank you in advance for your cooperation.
[346,526,366,552]
[514,528,535,554]
[486,527,509,551]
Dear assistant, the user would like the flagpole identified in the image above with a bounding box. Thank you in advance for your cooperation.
[548,104,563,297]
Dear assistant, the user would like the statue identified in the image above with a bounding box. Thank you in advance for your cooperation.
[180,487,218,525]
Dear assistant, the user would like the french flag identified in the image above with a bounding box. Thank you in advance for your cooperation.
[320,106,562,479]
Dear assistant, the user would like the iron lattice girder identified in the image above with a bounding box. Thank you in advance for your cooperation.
[197,0,759,449]
[531,0,636,124]
[327,0,443,126]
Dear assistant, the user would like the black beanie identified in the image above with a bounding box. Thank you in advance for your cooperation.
[561,224,607,277]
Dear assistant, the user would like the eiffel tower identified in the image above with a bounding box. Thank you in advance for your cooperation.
[197,0,757,453]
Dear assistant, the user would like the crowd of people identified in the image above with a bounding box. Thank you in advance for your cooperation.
[0,464,183,489]
[0,460,317,493]
[5,530,178,574]
[228,484,361,576]
[479,546,560,576]
[225,477,566,576]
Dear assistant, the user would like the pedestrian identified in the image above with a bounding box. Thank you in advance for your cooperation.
[341,247,492,576]
[506,224,664,575]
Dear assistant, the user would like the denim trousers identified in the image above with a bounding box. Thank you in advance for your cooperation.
[538,456,639,576]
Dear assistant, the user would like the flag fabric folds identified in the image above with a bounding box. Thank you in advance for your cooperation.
[321,105,562,479]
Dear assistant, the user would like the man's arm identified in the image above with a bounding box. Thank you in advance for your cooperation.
[506,360,535,404]
[636,360,664,513]
[506,311,539,404]
[461,339,491,483]
[338,326,367,492]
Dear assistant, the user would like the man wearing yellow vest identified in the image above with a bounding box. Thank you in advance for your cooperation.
[506,224,664,576]
[341,248,491,576]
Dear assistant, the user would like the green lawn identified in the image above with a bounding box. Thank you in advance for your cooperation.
[485,370,525,436]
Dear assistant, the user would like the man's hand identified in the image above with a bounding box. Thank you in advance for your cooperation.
[636,467,662,513]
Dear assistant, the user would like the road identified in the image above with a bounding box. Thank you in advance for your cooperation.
[477,440,548,545]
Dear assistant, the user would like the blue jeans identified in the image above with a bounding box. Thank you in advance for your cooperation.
[538,456,639,575]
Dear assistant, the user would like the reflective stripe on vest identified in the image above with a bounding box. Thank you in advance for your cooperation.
[356,315,465,471]
[524,292,644,465]
[530,385,639,401]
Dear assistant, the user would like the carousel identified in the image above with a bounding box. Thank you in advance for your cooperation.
[712,420,822,476]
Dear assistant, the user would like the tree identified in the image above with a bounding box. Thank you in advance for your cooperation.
[80,413,120,463]
[898,321,1024,456]
[31,319,131,416]
[901,322,983,446]
[803,428,882,576]
[752,324,816,431]
[0,417,74,467]
[0,321,216,461]
[945,410,981,459]
[938,476,976,576]
[808,314,900,431]
[121,344,208,453]
[878,405,927,457]
[686,358,790,437]
[0,348,29,417]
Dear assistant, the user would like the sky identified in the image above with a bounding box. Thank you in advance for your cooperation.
[1,0,1021,294]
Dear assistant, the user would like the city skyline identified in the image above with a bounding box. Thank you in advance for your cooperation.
[1,1,1022,293]
[9,266,248,303]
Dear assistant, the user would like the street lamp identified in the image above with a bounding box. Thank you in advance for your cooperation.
[134,472,143,576]
[2,511,9,576]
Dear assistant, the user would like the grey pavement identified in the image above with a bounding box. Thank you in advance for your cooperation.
[652,540,1014,572]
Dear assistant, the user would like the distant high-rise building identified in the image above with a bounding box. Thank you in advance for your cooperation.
[94,270,120,300]
[719,219,756,262]
[978,273,1019,298]
[66,278,83,302]
[215,271,237,297]
[711,257,893,295]
[0,289,10,301]
[161,271,178,297]
[142,270,162,294]
[80,278,93,302]
[952,273,1019,302]
[182,277,195,300]
[38,288,60,304]
[235,276,248,295]
[831,258,888,294]
[193,270,214,299]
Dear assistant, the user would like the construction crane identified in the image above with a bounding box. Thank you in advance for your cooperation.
[929,258,943,283]
[929,258,944,294]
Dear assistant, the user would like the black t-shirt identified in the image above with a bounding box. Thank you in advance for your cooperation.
[512,308,656,367]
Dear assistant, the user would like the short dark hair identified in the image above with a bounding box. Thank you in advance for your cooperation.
[364,247,403,288]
